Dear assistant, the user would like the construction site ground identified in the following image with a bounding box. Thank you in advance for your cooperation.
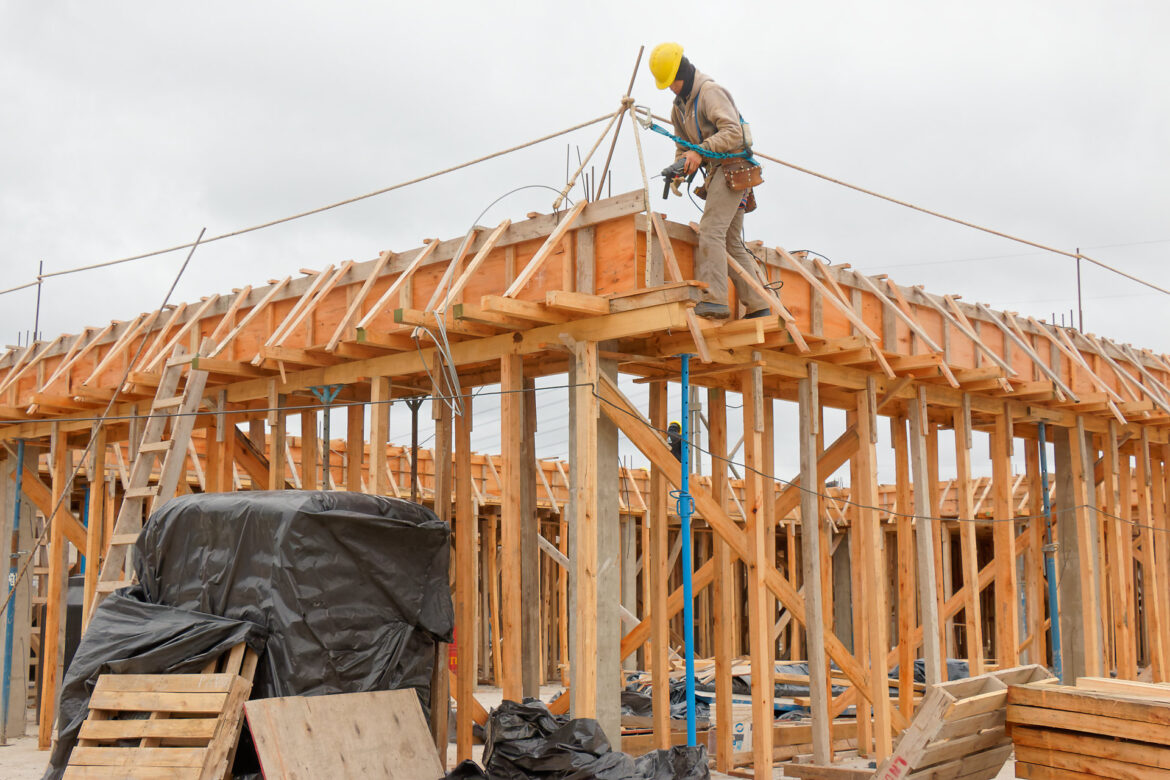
[0,691,1019,779]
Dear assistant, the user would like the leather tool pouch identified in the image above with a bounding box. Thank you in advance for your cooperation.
[724,159,763,191]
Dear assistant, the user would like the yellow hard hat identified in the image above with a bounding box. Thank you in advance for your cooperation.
[649,42,684,90]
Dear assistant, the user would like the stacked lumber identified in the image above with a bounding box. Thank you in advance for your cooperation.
[784,664,1054,780]
[1007,676,1170,779]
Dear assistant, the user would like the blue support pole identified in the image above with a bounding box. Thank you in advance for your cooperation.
[1038,422,1063,681]
[2,440,25,742]
[678,355,697,745]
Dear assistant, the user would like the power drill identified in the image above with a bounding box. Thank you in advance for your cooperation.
[660,159,694,199]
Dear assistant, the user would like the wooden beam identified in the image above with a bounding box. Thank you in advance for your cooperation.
[798,367,831,762]
[570,341,598,718]
[504,201,587,298]
[499,354,524,702]
[454,391,476,761]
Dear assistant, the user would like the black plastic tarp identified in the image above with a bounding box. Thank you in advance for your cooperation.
[44,490,453,780]
[477,700,709,780]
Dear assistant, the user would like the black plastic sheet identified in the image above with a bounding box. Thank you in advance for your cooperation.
[45,490,453,780]
[136,490,454,703]
[479,700,709,780]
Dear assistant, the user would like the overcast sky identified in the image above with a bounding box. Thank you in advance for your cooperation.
[2,2,1166,482]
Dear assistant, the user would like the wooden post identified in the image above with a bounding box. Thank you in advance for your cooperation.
[648,381,670,748]
[908,397,941,687]
[1058,417,1104,678]
[953,402,984,673]
[1102,425,1134,677]
[856,380,892,758]
[268,395,287,491]
[707,386,734,769]
[520,378,540,697]
[368,378,390,495]
[1135,432,1164,680]
[741,362,773,774]
[345,402,363,492]
[300,410,318,490]
[570,342,598,718]
[454,391,476,761]
[990,406,1019,666]
[500,355,524,704]
[798,369,831,763]
[1024,437,1046,666]
[40,426,72,748]
[891,415,915,717]
[82,426,107,623]
[1,445,34,739]
[430,366,453,765]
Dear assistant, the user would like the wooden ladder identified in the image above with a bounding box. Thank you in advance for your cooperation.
[89,345,209,619]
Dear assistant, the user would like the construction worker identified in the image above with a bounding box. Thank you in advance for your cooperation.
[649,42,772,321]
[667,421,683,462]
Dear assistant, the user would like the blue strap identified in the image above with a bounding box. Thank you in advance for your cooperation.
[646,121,759,166]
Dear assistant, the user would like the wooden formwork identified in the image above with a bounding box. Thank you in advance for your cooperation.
[2,190,1170,776]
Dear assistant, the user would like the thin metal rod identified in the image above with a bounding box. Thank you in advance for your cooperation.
[409,397,423,503]
[1076,250,1083,331]
[33,261,43,341]
[680,354,697,745]
[1038,422,1063,681]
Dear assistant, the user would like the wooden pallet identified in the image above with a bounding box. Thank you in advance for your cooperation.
[784,664,1054,780]
[1007,676,1170,779]
[64,644,257,780]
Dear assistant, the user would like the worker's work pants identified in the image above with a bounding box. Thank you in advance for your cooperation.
[696,168,771,312]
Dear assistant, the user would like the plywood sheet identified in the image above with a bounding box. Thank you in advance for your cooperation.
[244,690,441,780]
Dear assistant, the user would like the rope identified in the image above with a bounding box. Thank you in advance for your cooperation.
[641,111,1169,297]
[754,151,1170,297]
[0,111,621,297]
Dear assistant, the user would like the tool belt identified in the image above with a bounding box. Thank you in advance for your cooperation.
[723,159,763,191]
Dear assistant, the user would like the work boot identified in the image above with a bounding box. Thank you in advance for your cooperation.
[743,308,771,319]
[694,302,731,320]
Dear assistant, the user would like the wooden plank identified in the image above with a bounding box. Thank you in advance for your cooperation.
[355,240,439,330]
[503,201,587,298]
[67,746,207,768]
[78,718,220,741]
[325,251,395,351]
[244,690,443,780]
[1012,723,1170,770]
[438,219,512,311]
[1014,744,1170,780]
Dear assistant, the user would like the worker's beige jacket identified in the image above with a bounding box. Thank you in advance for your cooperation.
[669,70,746,169]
